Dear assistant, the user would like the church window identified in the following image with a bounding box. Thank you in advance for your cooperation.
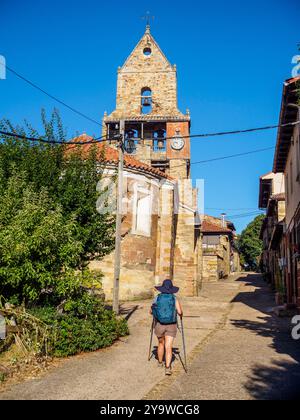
[143,47,152,56]
[132,185,152,237]
[141,88,152,114]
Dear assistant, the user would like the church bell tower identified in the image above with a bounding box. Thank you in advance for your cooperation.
[103,24,191,180]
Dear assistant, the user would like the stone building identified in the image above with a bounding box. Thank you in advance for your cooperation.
[75,25,202,301]
[258,172,286,291]
[272,76,300,311]
[201,215,239,282]
[259,76,300,312]
[259,172,285,290]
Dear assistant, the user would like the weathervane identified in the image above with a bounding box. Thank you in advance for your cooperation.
[141,11,155,30]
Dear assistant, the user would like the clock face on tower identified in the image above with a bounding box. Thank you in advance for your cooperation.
[171,132,185,150]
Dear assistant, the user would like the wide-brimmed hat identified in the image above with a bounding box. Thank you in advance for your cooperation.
[155,279,179,294]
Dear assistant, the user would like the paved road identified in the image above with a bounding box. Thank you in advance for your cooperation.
[1,273,300,400]
[148,274,300,400]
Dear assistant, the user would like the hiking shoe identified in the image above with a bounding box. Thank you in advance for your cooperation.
[157,361,164,368]
[165,366,172,376]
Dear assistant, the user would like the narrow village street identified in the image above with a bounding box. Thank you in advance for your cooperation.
[1,273,299,401]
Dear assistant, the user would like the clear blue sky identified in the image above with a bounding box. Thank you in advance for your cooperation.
[0,0,299,232]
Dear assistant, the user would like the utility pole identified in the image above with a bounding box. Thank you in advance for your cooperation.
[113,119,125,315]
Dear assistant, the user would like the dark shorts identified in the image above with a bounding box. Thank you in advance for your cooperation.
[154,321,177,338]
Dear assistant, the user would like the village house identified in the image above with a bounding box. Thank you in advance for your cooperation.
[71,25,204,301]
[259,76,300,312]
[273,76,300,311]
[258,172,286,295]
[201,215,240,282]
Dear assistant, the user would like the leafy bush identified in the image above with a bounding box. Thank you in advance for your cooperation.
[29,294,129,357]
[0,175,83,303]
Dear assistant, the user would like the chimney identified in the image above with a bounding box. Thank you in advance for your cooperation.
[221,213,226,228]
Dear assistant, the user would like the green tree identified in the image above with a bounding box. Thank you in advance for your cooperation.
[237,214,265,271]
[0,110,115,303]
[0,173,82,302]
[0,111,128,360]
[55,144,115,266]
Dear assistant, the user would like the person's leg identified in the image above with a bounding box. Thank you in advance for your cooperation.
[165,335,174,368]
[157,336,165,364]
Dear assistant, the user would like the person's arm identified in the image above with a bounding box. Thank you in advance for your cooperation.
[176,299,183,318]
[150,296,157,315]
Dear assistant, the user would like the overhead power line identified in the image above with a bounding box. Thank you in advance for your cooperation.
[226,211,264,219]
[163,120,299,141]
[3,64,103,128]
[206,207,258,211]
[189,146,275,166]
[0,120,298,146]
[166,146,275,169]
[1,63,299,140]
[0,130,109,145]
[0,131,277,165]
[0,130,277,167]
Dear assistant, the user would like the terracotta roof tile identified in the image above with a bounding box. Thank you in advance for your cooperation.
[200,215,236,234]
[66,134,172,180]
[201,219,232,233]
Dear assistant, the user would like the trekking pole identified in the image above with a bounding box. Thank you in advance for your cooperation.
[180,316,188,373]
[148,317,155,361]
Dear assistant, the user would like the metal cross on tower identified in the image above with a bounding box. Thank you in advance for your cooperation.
[141,11,155,29]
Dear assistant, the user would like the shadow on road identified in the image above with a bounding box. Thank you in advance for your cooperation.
[149,346,187,373]
[119,304,140,321]
[232,274,300,400]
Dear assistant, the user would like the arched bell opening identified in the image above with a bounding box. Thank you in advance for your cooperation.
[141,88,152,115]
[125,128,139,154]
[153,129,166,152]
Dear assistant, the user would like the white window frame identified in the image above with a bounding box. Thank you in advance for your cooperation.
[131,184,153,237]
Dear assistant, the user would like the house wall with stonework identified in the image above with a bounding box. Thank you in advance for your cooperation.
[219,235,231,278]
[202,236,230,282]
[232,249,241,273]
[202,255,219,282]
[201,215,237,282]
[90,166,176,301]
[154,183,175,284]
[284,121,300,230]
[173,180,201,296]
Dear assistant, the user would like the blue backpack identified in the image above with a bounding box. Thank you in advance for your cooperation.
[152,294,177,325]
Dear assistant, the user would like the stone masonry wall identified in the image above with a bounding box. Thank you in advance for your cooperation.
[90,170,174,301]
[90,233,157,301]
[202,255,219,282]
[173,180,199,296]
[107,29,183,119]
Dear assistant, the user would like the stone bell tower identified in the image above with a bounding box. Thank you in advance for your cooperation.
[103,24,191,180]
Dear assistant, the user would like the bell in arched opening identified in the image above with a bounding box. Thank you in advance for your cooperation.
[141,88,152,115]
[155,129,166,151]
[125,129,138,154]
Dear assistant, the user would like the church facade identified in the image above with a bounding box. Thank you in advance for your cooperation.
[90,25,202,301]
